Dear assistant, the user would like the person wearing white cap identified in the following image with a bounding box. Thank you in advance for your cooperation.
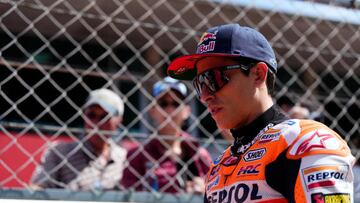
[31,88,128,191]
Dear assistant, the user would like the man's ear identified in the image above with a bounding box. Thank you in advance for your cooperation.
[251,62,268,85]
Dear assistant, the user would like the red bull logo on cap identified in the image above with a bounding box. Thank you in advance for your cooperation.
[197,41,215,53]
[198,31,218,45]
[197,31,218,54]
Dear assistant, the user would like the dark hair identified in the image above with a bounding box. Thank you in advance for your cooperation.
[237,57,276,95]
[266,70,276,96]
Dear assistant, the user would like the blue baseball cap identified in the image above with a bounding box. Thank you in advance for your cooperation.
[152,77,187,98]
[167,24,277,80]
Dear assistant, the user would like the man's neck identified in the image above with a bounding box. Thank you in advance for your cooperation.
[230,105,288,156]
[244,95,274,127]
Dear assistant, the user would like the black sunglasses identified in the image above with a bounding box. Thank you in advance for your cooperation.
[157,100,181,108]
[86,112,108,121]
[192,63,255,98]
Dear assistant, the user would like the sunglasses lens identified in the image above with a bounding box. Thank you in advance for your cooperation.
[158,101,180,108]
[212,69,228,89]
[193,69,229,97]
[86,112,107,121]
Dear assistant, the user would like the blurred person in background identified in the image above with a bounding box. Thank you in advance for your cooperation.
[288,105,310,119]
[353,159,360,203]
[279,98,324,122]
[277,95,294,114]
[352,137,360,203]
[121,77,212,194]
[167,23,354,202]
[31,88,128,191]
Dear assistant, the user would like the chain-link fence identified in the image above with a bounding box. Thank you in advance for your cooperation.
[0,0,359,202]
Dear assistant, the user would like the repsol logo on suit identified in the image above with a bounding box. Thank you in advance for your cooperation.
[207,183,262,203]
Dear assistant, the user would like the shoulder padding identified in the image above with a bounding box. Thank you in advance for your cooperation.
[286,120,350,160]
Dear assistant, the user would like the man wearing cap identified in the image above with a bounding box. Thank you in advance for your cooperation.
[121,77,212,193]
[31,89,128,191]
[167,24,354,202]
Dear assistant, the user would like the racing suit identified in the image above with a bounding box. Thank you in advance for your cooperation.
[204,106,354,203]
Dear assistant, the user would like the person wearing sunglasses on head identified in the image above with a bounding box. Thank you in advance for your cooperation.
[167,24,354,202]
[31,88,130,191]
[121,77,212,194]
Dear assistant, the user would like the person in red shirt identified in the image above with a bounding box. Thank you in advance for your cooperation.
[121,77,212,193]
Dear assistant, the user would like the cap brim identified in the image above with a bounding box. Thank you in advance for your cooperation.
[84,99,118,116]
[167,53,241,80]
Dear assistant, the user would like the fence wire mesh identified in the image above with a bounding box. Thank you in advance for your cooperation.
[0,0,359,201]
